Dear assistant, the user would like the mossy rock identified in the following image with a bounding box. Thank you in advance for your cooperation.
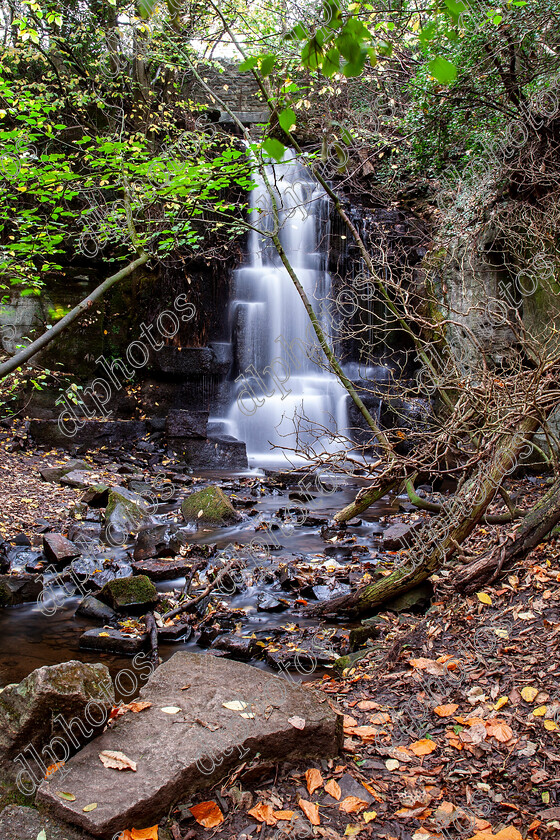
[103,486,154,542]
[181,485,242,526]
[97,574,157,613]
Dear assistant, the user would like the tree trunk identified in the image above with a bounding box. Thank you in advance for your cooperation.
[0,254,149,380]
[454,475,560,593]
[307,416,541,618]
[333,472,405,524]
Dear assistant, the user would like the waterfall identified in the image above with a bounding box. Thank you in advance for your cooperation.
[217,152,350,469]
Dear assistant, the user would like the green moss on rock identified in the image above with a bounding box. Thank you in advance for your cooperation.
[181,485,242,526]
[98,575,157,611]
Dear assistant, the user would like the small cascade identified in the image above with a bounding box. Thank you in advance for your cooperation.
[216,152,350,468]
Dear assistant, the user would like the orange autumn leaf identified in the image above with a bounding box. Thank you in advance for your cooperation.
[343,715,358,730]
[370,712,391,725]
[487,721,513,743]
[445,731,464,751]
[127,701,152,713]
[273,810,295,820]
[305,767,324,795]
[44,761,65,778]
[131,827,159,840]
[299,798,321,825]
[248,803,277,826]
[351,725,379,741]
[324,779,342,800]
[434,704,459,717]
[339,796,368,813]
[408,738,437,756]
[189,801,224,828]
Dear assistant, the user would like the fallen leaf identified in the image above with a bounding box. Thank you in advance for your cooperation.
[533,705,547,717]
[99,750,137,771]
[370,712,391,725]
[288,715,305,729]
[325,779,342,800]
[273,810,295,820]
[494,696,508,711]
[83,803,98,812]
[477,592,492,605]
[44,761,64,778]
[222,700,247,711]
[409,658,445,675]
[339,796,368,813]
[36,832,46,840]
[544,719,559,731]
[190,800,224,828]
[344,826,362,836]
[98,632,110,637]
[299,798,321,825]
[521,686,539,703]
[56,791,76,801]
[409,738,437,756]
[128,701,152,713]
[130,827,159,840]
[350,725,379,741]
[364,811,377,823]
[160,706,181,715]
[434,704,459,717]
[487,721,513,743]
[306,768,324,795]
[385,759,400,771]
[248,802,277,825]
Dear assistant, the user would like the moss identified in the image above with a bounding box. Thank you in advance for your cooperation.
[98,574,157,608]
[181,485,240,525]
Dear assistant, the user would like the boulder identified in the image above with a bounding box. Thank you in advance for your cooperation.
[132,523,176,561]
[39,460,92,483]
[166,409,208,439]
[37,652,342,837]
[103,487,155,543]
[382,520,422,550]
[97,575,157,613]
[181,485,242,526]
[0,574,42,607]
[60,471,104,490]
[130,557,192,581]
[0,661,113,770]
[75,595,117,622]
[79,628,148,655]
[43,534,81,566]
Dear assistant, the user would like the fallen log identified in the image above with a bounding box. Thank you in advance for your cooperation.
[307,415,540,618]
[454,475,560,593]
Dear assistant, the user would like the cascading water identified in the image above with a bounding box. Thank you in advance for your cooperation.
[216,152,351,468]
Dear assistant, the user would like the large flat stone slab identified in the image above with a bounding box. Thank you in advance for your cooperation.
[37,652,341,837]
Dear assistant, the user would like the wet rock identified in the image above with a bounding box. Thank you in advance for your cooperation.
[60,470,104,490]
[211,634,257,661]
[0,660,113,769]
[43,533,81,566]
[181,485,242,526]
[131,557,192,581]
[157,621,192,642]
[37,651,342,837]
[97,575,157,613]
[39,459,92,483]
[312,582,351,601]
[81,486,110,508]
[0,804,95,840]
[382,520,422,550]
[132,523,176,561]
[0,573,42,606]
[166,409,208,439]
[75,595,117,622]
[67,522,102,543]
[13,533,31,546]
[79,627,148,655]
[257,593,289,612]
[87,564,133,590]
[103,487,155,542]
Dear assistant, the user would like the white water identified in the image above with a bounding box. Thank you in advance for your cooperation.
[219,153,350,468]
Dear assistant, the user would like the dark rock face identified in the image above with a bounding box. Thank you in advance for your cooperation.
[132,523,188,562]
[37,652,342,837]
[43,534,81,566]
[167,436,248,470]
[75,595,117,622]
[0,661,113,773]
[0,805,94,840]
[166,409,208,438]
[211,633,257,660]
[0,574,43,606]
[130,557,192,581]
[79,628,148,655]
[97,575,157,612]
[181,485,242,526]
[29,420,148,449]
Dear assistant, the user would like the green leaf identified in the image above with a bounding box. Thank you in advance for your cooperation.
[262,137,286,161]
[322,47,341,76]
[239,56,258,72]
[259,55,275,77]
[428,56,458,85]
[278,107,296,133]
[302,37,324,70]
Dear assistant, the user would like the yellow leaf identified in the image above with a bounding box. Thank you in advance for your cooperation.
[477,592,492,605]
[83,803,98,812]
[494,696,508,711]
[364,811,377,823]
[521,686,539,703]
[98,632,110,637]
[533,705,547,717]
[344,826,362,836]
[544,720,559,731]
[305,768,324,795]
[56,791,76,801]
